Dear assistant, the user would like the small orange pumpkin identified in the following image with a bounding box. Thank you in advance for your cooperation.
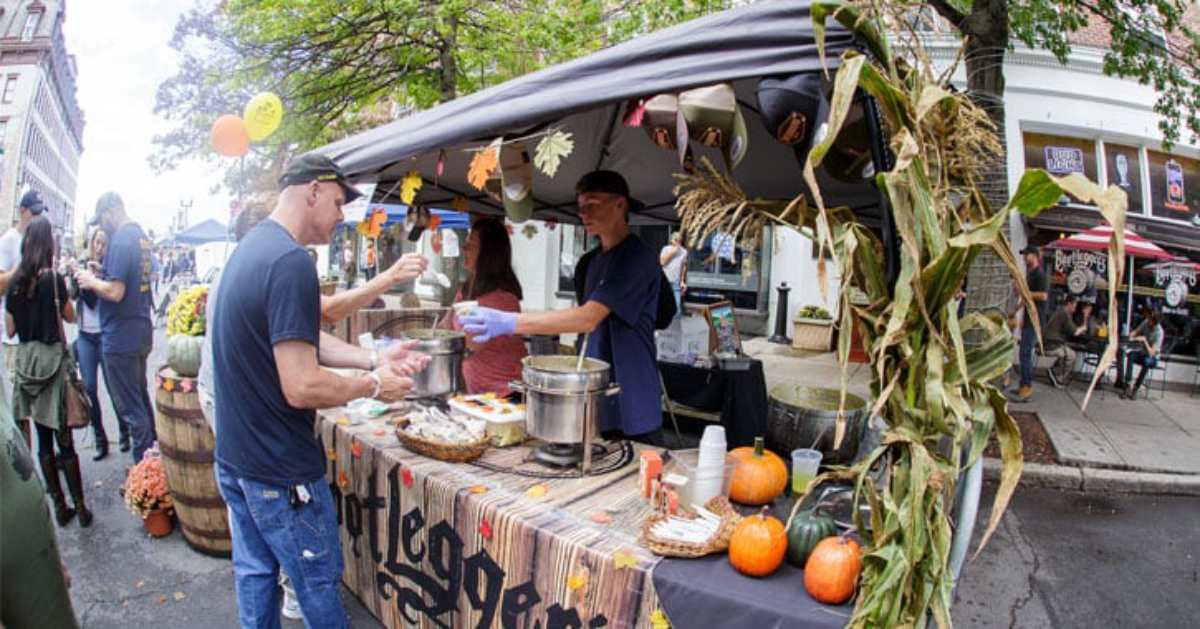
[727,437,787,505]
[803,535,862,604]
[728,506,787,577]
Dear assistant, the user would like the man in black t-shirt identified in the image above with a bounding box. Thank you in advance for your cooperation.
[212,155,429,628]
[1016,245,1049,400]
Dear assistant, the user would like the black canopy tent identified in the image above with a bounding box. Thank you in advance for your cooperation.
[313,0,888,228]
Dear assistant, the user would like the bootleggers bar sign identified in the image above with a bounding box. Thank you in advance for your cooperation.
[317,417,661,629]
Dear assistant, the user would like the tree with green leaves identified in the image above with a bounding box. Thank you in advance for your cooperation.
[151,0,731,193]
[908,0,1200,320]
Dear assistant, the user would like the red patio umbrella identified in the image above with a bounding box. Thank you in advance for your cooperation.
[1142,255,1200,273]
[1045,223,1172,333]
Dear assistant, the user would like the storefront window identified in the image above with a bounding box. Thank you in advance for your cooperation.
[557,225,589,294]
[1104,143,1144,215]
[686,232,763,310]
[1147,150,1200,223]
[1022,132,1098,204]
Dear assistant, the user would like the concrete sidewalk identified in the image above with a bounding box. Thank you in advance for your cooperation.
[742,337,1200,485]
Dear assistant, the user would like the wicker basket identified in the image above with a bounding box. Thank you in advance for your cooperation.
[792,317,834,351]
[640,496,743,558]
[395,426,490,462]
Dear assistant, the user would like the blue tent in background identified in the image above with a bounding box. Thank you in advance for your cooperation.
[343,203,471,230]
[173,218,232,245]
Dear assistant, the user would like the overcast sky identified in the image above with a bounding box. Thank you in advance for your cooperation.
[64,0,230,238]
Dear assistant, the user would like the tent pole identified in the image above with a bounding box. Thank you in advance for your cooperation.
[1125,256,1134,336]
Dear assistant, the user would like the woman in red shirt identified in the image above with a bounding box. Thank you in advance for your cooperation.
[451,218,527,396]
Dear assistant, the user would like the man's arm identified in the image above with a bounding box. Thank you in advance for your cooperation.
[320,253,426,322]
[74,269,125,303]
[659,245,677,266]
[274,340,408,408]
[316,330,372,370]
[515,301,610,336]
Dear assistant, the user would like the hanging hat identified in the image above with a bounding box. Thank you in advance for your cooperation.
[485,141,534,223]
[679,83,749,171]
[756,72,827,163]
[821,98,878,184]
[642,94,689,165]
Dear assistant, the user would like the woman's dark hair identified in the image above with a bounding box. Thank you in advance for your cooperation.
[465,217,522,300]
[13,215,55,297]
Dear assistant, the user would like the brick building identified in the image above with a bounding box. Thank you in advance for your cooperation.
[0,0,83,242]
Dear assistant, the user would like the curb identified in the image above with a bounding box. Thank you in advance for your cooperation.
[982,459,1200,497]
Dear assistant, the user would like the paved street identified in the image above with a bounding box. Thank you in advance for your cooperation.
[57,327,381,628]
[955,484,1200,628]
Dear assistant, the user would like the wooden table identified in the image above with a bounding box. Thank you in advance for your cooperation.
[317,409,665,628]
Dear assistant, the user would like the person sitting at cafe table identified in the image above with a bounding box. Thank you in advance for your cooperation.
[1044,295,1091,388]
[1116,307,1164,399]
[459,170,663,443]
[446,217,527,397]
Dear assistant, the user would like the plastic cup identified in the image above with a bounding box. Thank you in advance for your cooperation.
[791,449,823,495]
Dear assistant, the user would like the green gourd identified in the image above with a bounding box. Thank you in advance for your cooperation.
[785,504,837,567]
[167,334,205,377]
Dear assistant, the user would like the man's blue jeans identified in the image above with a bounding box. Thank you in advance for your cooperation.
[1019,326,1036,387]
[101,350,156,462]
[216,466,348,629]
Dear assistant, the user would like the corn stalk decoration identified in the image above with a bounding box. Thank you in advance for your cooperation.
[673,1,1127,626]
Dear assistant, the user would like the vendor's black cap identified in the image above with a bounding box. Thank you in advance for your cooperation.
[1020,245,1041,255]
[279,154,362,203]
[575,170,644,212]
[19,190,46,215]
[87,191,124,226]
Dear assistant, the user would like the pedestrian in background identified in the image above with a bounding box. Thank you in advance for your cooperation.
[5,216,93,527]
[74,227,117,460]
[0,191,49,415]
[659,230,688,318]
[1015,245,1048,401]
[74,192,156,464]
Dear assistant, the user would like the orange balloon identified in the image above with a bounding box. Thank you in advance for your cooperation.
[211,115,249,157]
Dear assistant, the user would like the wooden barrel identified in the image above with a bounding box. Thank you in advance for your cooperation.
[153,367,231,558]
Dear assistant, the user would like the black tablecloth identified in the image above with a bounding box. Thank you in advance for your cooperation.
[652,546,853,629]
[659,360,768,448]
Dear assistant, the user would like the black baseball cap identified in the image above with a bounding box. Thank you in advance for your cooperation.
[87,191,124,226]
[19,190,46,215]
[1020,245,1041,255]
[575,170,644,212]
[278,154,362,203]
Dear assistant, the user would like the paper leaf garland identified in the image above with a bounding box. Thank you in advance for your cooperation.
[325,448,336,462]
[521,224,538,239]
[534,131,574,177]
[525,484,548,499]
[350,440,363,458]
[650,609,671,629]
[337,471,349,488]
[401,170,423,204]
[468,485,489,494]
[401,467,414,487]
[451,196,469,212]
[589,512,612,525]
[468,140,501,190]
[612,550,638,570]
[479,519,493,540]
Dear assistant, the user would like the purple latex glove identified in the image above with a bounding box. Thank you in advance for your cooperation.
[459,306,518,343]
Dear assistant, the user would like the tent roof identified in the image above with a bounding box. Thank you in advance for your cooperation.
[1045,224,1173,260]
[174,218,232,245]
[312,0,869,226]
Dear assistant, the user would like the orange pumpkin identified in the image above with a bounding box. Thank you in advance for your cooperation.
[727,437,787,505]
[803,535,862,604]
[728,506,787,577]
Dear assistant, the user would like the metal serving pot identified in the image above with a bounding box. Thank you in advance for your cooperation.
[400,329,466,398]
[509,355,621,443]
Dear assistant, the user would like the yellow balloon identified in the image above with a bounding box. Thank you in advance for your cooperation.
[243,92,283,141]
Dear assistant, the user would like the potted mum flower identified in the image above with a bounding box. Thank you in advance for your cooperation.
[123,451,174,537]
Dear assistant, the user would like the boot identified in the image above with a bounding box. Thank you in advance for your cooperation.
[39,455,76,527]
[118,421,131,453]
[92,424,110,462]
[63,455,93,528]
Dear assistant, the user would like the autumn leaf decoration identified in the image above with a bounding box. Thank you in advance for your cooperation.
[468,139,501,190]
[451,196,469,212]
[400,170,423,204]
[534,130,574,177]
